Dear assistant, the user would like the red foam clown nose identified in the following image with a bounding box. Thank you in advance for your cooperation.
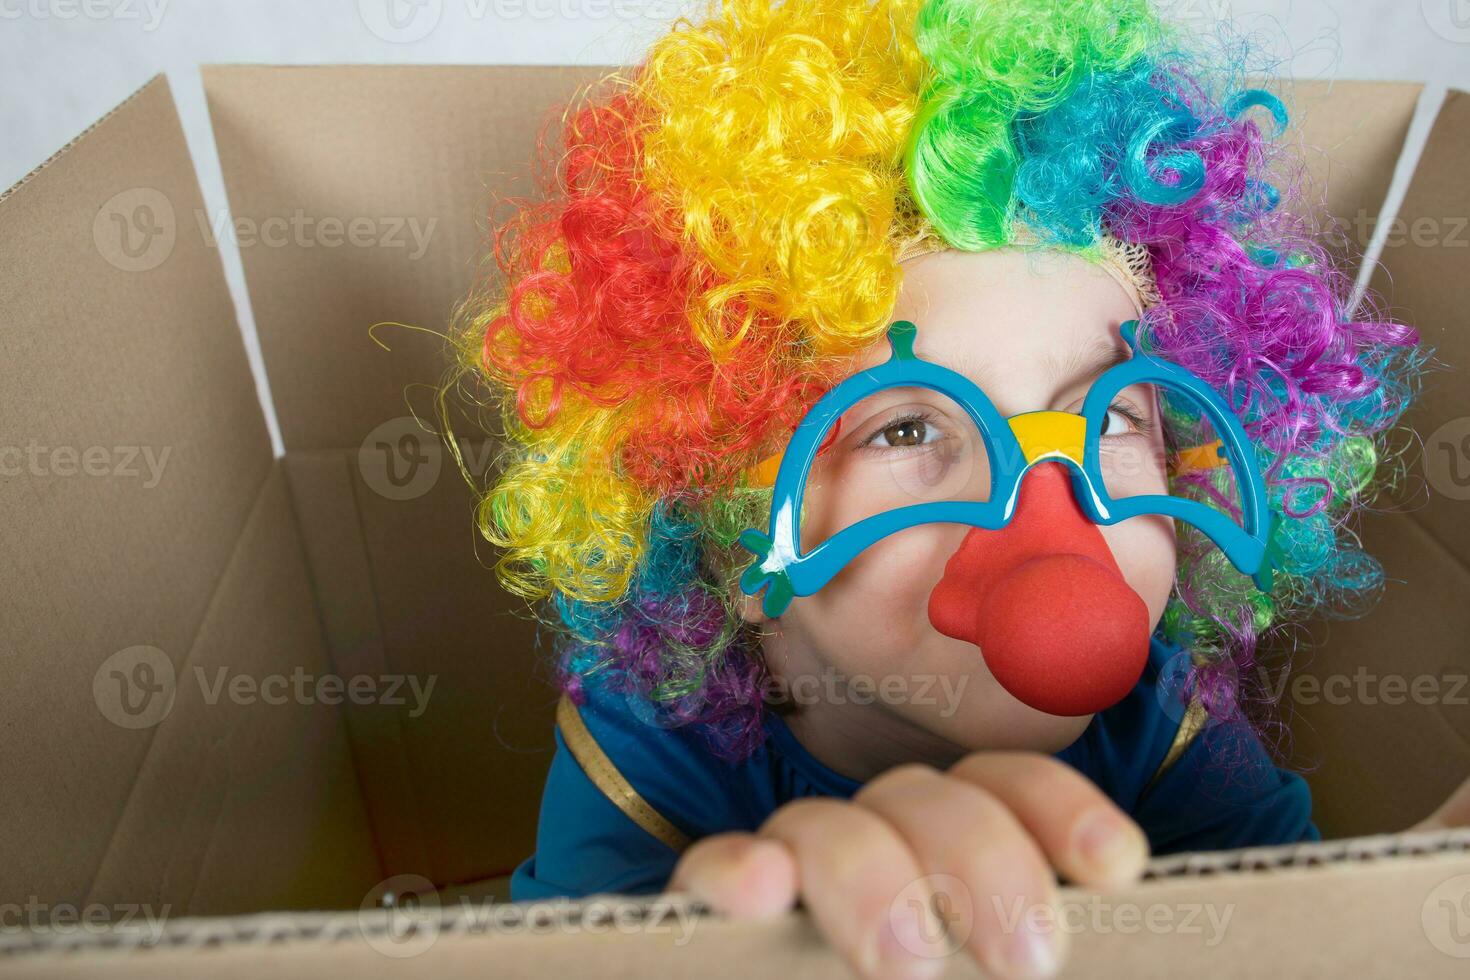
[927,462,1151,716]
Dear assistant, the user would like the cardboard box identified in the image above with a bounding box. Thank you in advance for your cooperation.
[1,66,1469,977]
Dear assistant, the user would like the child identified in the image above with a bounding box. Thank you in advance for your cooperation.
[445,1,1460,976]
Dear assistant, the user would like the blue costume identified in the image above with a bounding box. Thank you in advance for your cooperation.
[511,633,1319,900]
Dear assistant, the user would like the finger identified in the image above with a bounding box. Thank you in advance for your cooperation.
[855,763,1067,980]
[950,752,1150,889]
[760,797,947,980]
[666,832,798,920]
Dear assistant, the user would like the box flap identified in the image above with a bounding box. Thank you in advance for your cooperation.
[0,75,284,903]
[1286,87,1470,836]
[201,64,617,887]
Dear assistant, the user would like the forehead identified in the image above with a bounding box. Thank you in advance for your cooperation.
[851,248,1140,386]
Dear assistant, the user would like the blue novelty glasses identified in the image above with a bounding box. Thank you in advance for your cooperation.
[738,320,1273,618]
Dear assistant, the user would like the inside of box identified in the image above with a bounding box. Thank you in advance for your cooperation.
[0,66,1466,925]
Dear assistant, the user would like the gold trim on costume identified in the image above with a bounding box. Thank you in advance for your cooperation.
[556,694,693,853]
[1140,690,1209,800]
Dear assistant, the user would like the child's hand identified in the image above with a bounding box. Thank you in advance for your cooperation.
[667,753,1150,980]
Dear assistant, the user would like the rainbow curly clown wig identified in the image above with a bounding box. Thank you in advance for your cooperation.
[447,0,1424,761]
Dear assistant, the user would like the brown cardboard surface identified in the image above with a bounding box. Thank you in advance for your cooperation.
[1284,87,1470,838]
[201,63,611,453]
[341,439,553,884]
[1275,80,1424,256]
[280,450,432,882]
[5,831,1470,978]
[283,444,551,887]
[1368,87,1470,568]
[0,75,276,905]
[201,64,605,885]
[86,465,381,914]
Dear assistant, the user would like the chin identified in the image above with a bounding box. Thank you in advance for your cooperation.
[921,686,1097,755]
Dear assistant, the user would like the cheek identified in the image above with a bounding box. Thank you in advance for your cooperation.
[787,521,966,670]
[1099,514,1177,630]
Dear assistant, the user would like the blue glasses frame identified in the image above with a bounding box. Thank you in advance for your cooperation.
[738,319,1274,619]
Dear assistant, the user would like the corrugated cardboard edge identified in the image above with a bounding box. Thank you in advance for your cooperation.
[3,827,1468,962]
[0,74,165,207]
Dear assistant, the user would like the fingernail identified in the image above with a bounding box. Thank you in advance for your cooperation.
[875,904,947,980]
[1073,808,1144,873]
[996,918,1061,980]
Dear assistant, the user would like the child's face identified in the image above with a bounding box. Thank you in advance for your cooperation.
[743,247,1178,753]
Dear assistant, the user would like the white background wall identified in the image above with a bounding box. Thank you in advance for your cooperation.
[3,0,1467,453]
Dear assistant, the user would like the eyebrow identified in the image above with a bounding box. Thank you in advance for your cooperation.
[910,332,1133,393]
[1046,335,1134,389]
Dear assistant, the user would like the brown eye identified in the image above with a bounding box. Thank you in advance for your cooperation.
[884,418,929,447]
[858,410,944,453]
